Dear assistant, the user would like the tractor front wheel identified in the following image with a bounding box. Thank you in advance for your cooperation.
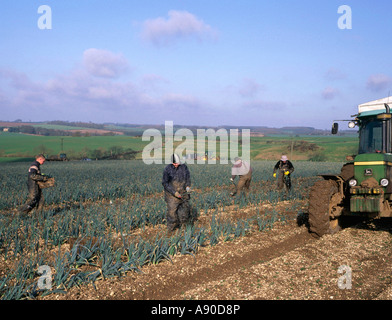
[308,179,342,238]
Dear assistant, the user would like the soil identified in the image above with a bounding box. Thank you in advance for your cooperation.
[41,201,392,301]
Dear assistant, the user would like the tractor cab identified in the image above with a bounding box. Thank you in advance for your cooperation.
[357,103,391,155]
[333,98,391,154]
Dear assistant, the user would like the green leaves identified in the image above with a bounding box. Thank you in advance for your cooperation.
[0,160,345,299]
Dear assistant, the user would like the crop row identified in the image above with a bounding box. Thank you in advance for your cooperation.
[0,205,294,299]
[0,160,342,210]
[0,160,344,299]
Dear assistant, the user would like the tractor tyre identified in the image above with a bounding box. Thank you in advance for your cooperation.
[339,163,354,181]
[308,179,342,238]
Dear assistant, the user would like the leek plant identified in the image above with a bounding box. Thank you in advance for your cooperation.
[0,160,344,299]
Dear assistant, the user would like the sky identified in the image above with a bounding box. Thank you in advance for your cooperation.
[1,0,392,129]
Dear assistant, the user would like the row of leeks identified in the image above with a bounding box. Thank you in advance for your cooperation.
[0,160,344,299]
[0,160,343,210]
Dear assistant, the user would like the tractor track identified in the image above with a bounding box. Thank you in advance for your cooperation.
[45,214,392,301]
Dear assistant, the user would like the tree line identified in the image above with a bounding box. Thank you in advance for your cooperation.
[2,125,114,137]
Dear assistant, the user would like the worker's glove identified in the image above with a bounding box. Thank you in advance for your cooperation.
[42,173,52,180]
[273,173,277,178]
[186,186,191,193]
[284,171,290,176]
[174,191,182,199]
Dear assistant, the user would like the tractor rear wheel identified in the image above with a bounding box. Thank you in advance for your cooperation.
[308,179,342,238]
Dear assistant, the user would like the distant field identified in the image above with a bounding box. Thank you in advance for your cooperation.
[0,132,358,162]
[249,135,358,162]
[0,133,146,161]
[31,124,92,131]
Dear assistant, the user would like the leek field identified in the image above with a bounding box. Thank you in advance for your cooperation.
[0,160,344,299]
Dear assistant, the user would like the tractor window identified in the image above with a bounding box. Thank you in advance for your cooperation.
[358,120,383,154]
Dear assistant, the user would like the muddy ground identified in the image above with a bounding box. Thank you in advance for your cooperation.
[41,202,392,302]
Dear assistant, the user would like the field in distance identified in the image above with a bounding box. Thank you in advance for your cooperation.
[0,120,358,162]
[0,131,358,163]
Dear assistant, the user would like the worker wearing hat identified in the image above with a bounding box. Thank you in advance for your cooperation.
[162,154,192,232]
[230,157,253,197]
[273,155,294,191]
[19,154,49,214]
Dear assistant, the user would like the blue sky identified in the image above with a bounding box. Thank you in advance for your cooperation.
[1,0,391,129]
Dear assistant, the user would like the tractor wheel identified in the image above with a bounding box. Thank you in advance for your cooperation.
[339,163,354,181]
[308,179,342,238]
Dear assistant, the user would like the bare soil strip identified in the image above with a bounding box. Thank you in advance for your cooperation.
[44,215,392,300]
[21,194,389,301]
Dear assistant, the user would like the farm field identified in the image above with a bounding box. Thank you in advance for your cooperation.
[0,132,146,162]
[1,160,392,301]
[0,131,358,162]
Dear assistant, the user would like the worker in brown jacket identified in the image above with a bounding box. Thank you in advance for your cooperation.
[19,154,49,214]
[230,157,252,197]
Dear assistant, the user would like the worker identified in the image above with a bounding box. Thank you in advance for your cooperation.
[230,157,253,197]
[162,154,192,232]
[273,155,294,191]
[19,154,50,214]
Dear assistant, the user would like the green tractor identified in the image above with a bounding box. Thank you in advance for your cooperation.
[308,97,392,238]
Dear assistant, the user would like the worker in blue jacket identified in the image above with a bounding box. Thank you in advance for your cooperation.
[162,154,192,232]
[273,155,294,191]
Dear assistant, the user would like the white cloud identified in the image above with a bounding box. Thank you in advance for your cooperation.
[322,87,339,100]
[83,48,129,78]
[366,74,392,92]
[241,99,287,111]
[140,10,218,46]
[162,93,201,110]
[238,78,263,98]
[0,50,210,124]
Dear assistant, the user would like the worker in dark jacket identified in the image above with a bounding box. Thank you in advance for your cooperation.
[19,154,49,214]
[162,154,192,232]
[273,155,294,191]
